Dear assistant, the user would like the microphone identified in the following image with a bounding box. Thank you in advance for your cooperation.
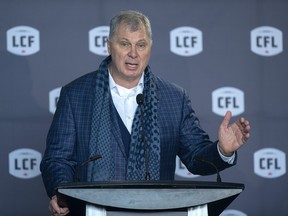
[75,155,102,182]
[136,93,144,105]
[136,93,150,180]
[193,157,222,183]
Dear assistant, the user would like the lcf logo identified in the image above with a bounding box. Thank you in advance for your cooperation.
[254,148,286,178]
[89,26,109,56]
[250,26,283,56]
[6,26,40,56]
[9,148,42,179]
[212,87,244,117]
[170,26,203,56]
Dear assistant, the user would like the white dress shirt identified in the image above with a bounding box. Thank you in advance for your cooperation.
[109,71,144,134]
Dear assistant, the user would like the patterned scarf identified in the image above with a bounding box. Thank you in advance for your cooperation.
[87,56,160,181]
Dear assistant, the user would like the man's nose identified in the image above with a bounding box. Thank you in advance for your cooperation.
[128,45,138,58]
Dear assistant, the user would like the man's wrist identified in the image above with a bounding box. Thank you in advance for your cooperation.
[217,144,235,164]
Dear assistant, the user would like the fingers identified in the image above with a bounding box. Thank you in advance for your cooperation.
[50,196,60,213]
[240,117,250,132]
[221,111,232,128]
[49,195,69,216]
[223,112,251,144]
[238,117,251,143]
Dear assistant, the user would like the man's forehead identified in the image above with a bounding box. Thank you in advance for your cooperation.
[115,25,149,40]
[117,22,146,33]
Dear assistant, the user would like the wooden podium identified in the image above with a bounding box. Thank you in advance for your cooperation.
[57,181,244,216]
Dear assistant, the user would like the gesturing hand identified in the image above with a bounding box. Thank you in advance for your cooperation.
[218,111,251,156]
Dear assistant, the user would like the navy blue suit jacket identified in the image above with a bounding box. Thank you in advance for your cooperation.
[40,70,236,198]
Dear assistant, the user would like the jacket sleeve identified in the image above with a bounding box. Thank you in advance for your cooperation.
[178,90,237,175]
[40,86,77,198]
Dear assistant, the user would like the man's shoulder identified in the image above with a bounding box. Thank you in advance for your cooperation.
[61,71,97,93]
[56,71,98,100]
[66,71,97,88]
[153,75,185,94]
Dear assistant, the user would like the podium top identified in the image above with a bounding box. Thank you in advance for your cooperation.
[57,180,244,214]
[57,180,244,190]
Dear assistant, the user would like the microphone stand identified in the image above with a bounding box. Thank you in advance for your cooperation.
[193,157,222,183]
[136,94,151,180]
[75,155,102,182]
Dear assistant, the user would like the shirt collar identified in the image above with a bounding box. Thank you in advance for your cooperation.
[109,70,144,96]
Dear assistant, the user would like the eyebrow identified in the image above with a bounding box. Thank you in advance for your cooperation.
[118,37,148,43]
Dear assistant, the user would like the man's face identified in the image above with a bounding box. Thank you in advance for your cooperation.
[107,23,152,88]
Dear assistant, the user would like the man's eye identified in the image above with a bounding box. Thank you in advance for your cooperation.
[137,43,146,50]
[120,42,130,48]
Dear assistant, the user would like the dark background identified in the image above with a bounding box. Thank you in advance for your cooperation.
[1,0,287,215]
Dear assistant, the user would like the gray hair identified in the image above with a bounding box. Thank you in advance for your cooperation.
[109,10,152,42]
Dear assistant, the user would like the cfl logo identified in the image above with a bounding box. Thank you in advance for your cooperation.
[175,156,199,178]
[6,26,40,56]
[251,26,283,56]
[89,26,109,56]
[212,87,245,117]
[254,148,286,178]
[49,87,62,114]
[170,26,203,56]
[9,148,42,179]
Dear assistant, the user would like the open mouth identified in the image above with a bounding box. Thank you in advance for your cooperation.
[126,62,138,70]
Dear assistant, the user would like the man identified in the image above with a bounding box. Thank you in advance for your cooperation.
[40,10,250,216]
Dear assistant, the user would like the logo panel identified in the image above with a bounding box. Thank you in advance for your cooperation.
[175,156,199,178]
[220,209,247,216]
[212,87,244,116]
[254,148,286,178]
[9,148,42,179]
[89,26,109,56]
[49,87,62,114]
[251,26,283,56]
[7,26,40,56]
[170,26,203,56]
